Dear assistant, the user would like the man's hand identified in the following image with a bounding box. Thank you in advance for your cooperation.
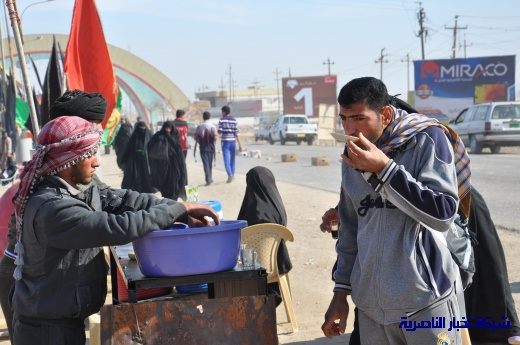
[322,292,349,338]
[341,133,389,173]
[181,202,220,227]
[320,208,339,233]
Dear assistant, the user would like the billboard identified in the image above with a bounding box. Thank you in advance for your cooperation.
[414,55,515,118]
[282,75,337,117]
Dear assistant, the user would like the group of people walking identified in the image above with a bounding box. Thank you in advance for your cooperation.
[115,111,188,200]
[113,105,242,195]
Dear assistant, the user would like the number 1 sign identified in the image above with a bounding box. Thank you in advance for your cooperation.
[282,75,337,117]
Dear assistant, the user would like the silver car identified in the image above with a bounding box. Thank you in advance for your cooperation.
[450,101,520,154]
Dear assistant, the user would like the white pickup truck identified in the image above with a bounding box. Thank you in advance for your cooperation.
[268,114,318,145]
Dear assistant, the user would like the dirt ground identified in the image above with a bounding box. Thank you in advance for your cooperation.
[0,151,518,344]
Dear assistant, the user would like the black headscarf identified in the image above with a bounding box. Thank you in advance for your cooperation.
[238,166,292,275]
[121,121,155,193]
[238,166,287,226]
[49,89,106,122]
[147,121,187,200]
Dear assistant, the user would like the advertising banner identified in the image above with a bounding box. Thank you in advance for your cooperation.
[282,75,337,117]
[414,55,515,118]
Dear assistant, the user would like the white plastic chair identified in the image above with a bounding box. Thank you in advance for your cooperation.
[241,223,298,332]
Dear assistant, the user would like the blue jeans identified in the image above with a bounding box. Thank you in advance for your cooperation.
[200,149,214,183]
[221,140,236,177]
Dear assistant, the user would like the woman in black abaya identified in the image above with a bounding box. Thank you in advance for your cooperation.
[147,121,187,200]
[112,120,133,170]
[121,121,155,193]
[237,166,293,306]
[465,188,520,345]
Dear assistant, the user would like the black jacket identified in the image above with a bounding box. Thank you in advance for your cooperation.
[13,176,187,321]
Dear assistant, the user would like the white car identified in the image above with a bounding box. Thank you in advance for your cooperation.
[268,114,317,145]
[451,101,520,153]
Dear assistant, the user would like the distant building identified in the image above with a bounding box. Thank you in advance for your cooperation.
[195,87,282,118]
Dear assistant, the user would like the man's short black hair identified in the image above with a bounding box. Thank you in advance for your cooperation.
[202,111,211,120]
[176,109,185,118]
[337,77,389,111]
[221,105,230,115]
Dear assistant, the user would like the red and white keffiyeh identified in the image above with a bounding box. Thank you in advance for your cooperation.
[13,116,101,280]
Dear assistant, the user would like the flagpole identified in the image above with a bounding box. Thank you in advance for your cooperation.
[2,3,15,93]
[0,9,6,94]
[5,0,39,137]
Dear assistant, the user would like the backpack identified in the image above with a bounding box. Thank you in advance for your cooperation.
[446,213,476,290]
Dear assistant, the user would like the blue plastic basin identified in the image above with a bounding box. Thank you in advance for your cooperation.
[133,220,247,277]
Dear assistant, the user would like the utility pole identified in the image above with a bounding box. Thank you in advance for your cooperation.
[274,68,281,114]
[322,57,335,75]
[374,48,389,80]
[251,79,260,98]
[459,33,472,58]
[226,64,233,102]
[288,67,292,78]
[445,15,467,59]
[416,2,427,60]
[401,53,411,92]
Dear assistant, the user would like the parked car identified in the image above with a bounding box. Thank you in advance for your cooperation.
[450,101,520,153]
[268,114,317,145]
[254,114,276,142]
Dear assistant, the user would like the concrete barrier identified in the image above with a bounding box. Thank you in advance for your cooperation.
[281,154,298,162]
[311,156,330,166]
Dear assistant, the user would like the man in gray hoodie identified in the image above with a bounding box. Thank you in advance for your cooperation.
[322,77,467,345]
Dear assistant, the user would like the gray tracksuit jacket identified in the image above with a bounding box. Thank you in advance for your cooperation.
[333,126,461,325]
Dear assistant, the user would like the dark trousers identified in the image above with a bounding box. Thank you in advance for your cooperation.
[13,316,86,345]
[200,150,214,184]
[0,256,15,342]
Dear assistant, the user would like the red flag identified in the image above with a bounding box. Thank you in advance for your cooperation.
[64,0,117,128]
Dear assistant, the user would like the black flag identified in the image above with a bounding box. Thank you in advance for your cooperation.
[40,36,63,125]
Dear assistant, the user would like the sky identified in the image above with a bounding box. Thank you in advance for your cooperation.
[14,0,520,102]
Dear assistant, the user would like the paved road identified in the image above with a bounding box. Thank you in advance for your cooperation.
[190,140,520,231]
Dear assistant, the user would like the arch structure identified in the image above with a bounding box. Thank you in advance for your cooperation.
[2,33,190,125]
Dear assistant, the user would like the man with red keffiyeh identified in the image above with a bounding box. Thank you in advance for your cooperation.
[10,116,219,345]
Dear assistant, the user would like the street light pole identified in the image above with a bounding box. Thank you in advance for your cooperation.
[5,0,40,137]
[20,0,55,21]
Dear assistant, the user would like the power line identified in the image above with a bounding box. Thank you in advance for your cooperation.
[445,15,467,59]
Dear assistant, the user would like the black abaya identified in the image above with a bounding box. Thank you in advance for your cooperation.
[120,122,155,193]
[113,122,133,170]
[147,121,187,200]
[237,166,293,305]
[464,188,520,343]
